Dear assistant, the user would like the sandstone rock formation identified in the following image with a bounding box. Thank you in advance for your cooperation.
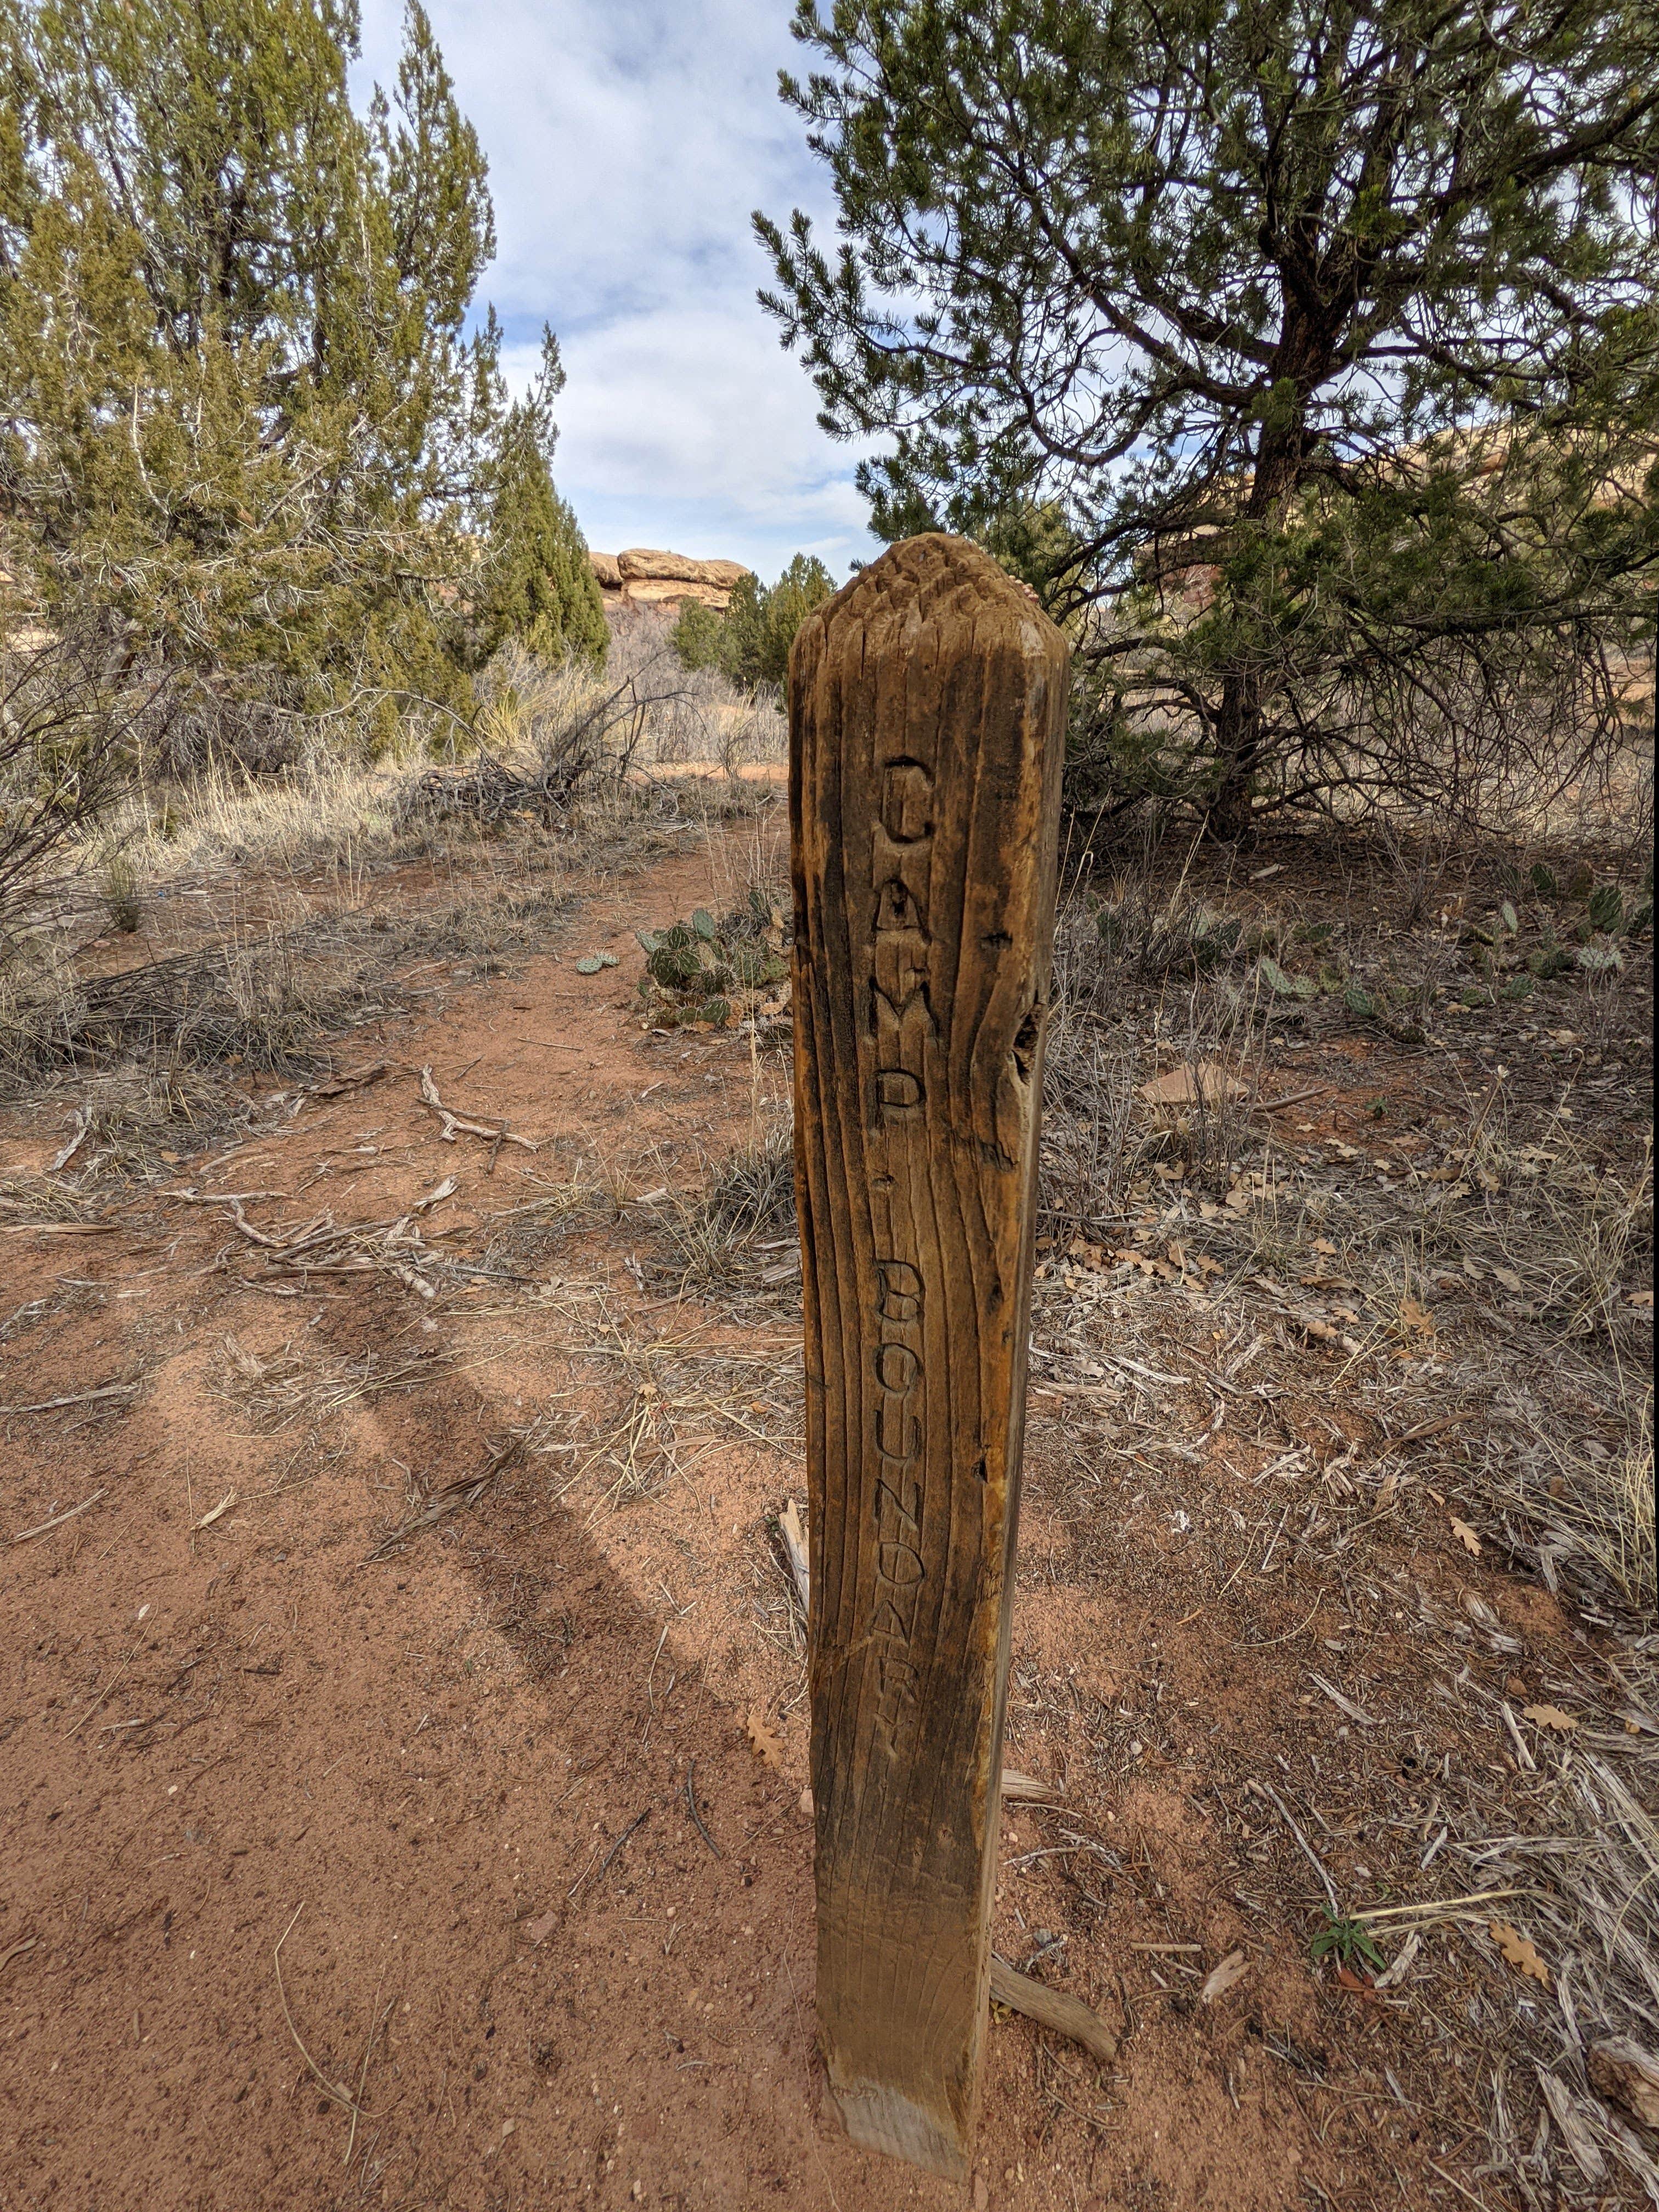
[589,547,751,613]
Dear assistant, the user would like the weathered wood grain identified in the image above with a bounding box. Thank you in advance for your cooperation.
[788,533,1070,2177]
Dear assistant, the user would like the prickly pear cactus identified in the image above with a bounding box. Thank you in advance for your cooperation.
[635,889,791,1030]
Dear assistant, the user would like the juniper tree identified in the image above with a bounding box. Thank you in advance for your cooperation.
[475,330,608,670]
[758,0,1659,835]
[671,552,836,689]
[0,0,599,742]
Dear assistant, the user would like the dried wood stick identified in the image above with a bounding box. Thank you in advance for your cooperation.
[0,1385,136,1415]
[417,1066,538,1151]
[989,1958,1118,2064]
[12,1490,106,1543]
[777,1498,810,1614]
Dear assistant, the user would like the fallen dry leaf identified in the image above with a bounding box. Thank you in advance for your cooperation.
[1199,1948,1249,2004]
[1450,1516,1482,1556]
[1398,1297,1435,1336]
[1491,1920,1549,1984]
[745,1711,783,1767]
[1522,1703,1578,1733]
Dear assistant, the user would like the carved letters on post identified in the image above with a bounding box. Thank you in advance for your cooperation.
[788,535,1069,2179]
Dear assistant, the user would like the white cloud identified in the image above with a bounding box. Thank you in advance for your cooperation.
[357,0,886,579]
[506,309,871,568]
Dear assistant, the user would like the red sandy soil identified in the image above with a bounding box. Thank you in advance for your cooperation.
[0,831,1607,2212]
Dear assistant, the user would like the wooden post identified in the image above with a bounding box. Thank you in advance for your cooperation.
[788,534,1070,2178]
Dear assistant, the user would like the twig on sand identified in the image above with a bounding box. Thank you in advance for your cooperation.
[1253,1779,1342,1918]
[0,1383,138,1415]
[344,1981,394,2168]
[597,1808,651,1878]
[417,1066,538,1153]
[212,1180,465,1304]
[272,1903,360,2122]
[777,1498,810,1616]
[49,1109,91,1173]
[12,1489,105,1543]
[990,1956,1119,2064]
[306,1061,392,1100]
[0,1221,119,1237]
[568,1808,652,1900]
[163,1187,290,1205]
[685,1759,723,1858]
[366,1437,519,1559]
[1352,1888,1526,1925]
[64,1646,138,1737]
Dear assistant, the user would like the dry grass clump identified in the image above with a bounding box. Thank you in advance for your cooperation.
[406,645,662,828]
[10,631,775,969]
[475,1169,622,1276]
[0,938,83,1088]
[662,1118,798,1295]
[1479,1377,1656,1620]
[1469,1120,1652,1344]
[1443,1734,1659,2203]
[9,1063,243,1177]
[111,756,411,885]
[1028,822,1654,1616]
[1040,893,1275,1232]
[1,922,401,1092]
[552,1314,803,1515]
[1006,827,1654,2200]
[0,1169,97,1222]
[0,842,588,1142]
[398,630,785,832]
[212,1334,467,1434]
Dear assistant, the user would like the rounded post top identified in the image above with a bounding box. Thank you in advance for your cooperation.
[791,533,1068,678]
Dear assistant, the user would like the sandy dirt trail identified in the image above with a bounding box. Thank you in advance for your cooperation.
[0,828,1599,2212]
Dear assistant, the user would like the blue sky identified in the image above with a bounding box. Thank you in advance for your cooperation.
[357,0,884,582]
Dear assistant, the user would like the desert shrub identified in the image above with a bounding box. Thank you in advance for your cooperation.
[0,629,171,947]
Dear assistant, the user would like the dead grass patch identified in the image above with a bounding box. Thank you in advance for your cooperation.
[211,1334,469,1434]
[0,1170,98,1223]
[659,1120,798,1296]
[541,1309,804,1517]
